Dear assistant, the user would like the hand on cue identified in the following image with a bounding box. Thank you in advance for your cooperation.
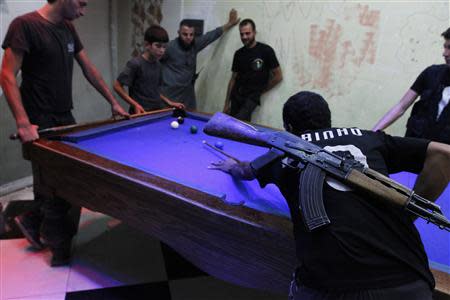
[202,140,241,163]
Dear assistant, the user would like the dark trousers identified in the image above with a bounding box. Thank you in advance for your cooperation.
[289,279,433,300]
[229,92,260,122]
[26,111,81,249]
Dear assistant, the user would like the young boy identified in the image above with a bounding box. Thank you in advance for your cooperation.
[114,25,184,114]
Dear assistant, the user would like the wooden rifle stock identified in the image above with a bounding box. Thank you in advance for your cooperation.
[346,169,409,207]
[203,113,270,147]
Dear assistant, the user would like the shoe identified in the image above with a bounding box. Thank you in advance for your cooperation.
[14,215,45,250]
[50,245,71,267]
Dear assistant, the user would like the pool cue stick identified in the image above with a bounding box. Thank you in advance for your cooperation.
[10,123,94,140]
[202,140,241,163]
[9,108,175,140]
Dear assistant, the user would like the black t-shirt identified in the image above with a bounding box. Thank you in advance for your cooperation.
[411,64,450,95]
[407,65,450,143]
[2,11,83,118]
[231,42,279,98]
[252,128,433,291]
[117,56,164,111]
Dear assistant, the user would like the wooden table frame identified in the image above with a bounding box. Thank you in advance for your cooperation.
[23,110,449,297]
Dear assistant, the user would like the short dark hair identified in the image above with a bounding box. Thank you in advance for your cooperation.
[239,19,256,31]
[179,19,195,28]
[282,91,332,135]
[47,0,57,3]
[442,27,450,40]
[144,25,169,44]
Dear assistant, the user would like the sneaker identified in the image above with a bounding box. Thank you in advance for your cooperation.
[50,245,71,267]
[14,215,45,250]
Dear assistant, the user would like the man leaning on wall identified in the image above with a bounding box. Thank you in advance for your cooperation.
[223,18,283,122]
[160,9,240,110]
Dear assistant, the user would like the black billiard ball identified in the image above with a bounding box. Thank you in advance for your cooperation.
[172,108,186,118]
[177,116,184,124]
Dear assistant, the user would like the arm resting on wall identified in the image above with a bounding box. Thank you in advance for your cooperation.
[222,9,240,32]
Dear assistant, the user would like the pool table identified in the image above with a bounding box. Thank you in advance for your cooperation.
[24,109,449,296]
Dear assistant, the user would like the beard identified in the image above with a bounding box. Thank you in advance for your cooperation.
[178,38,194,50]
[242,37,255,47]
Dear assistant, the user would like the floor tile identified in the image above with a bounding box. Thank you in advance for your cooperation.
[169,276,285,300]
[1,188,288,300]
[0,239,70,299]
[5,292,66,300]
[65,282,171,300]
[67,210,167,292]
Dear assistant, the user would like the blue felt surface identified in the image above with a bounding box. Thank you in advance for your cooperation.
[62,114,449,275]
[62,113,290,218]
[391,172,450,274]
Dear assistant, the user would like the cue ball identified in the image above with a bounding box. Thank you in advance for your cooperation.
[171,121,179,129]
[215,141,224,150]
[190,125,198,134]
[177,116,184,124]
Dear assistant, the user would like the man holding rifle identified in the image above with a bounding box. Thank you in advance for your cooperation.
[209,91,450,299]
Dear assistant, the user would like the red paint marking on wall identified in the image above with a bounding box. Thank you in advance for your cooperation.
[309,19,342,88]
[358,4,380,28]
[294,60,312,87]
[356,5,379,65]
[358,31,377,65]
[340,40,355,68]
[306,5,380,90]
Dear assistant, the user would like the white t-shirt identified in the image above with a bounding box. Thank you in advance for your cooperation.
[438,86,450,119]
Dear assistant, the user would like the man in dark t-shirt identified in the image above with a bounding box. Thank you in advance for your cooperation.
[0,0,128,266]
[223,19,282,121]
[211,91,450,299]
[373,27,450,144]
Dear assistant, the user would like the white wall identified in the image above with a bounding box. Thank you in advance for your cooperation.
[116,0,133,76]
[160,0,182,41]
[2,0,448,186]
[170,1,449,136]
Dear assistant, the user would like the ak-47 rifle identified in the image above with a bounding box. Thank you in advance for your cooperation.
[204,112,450,232]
